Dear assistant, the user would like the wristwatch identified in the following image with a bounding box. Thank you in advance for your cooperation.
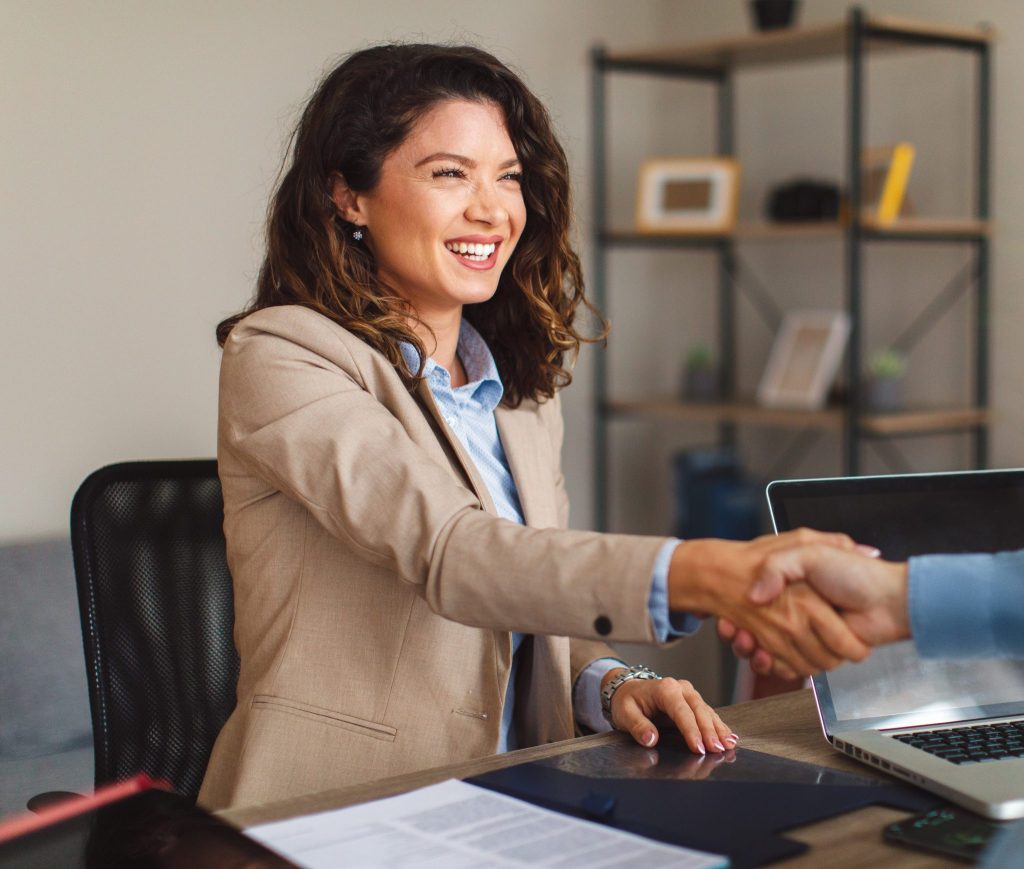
[600,664,661,725]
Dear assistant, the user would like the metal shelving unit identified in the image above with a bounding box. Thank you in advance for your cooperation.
[590,7,994,531]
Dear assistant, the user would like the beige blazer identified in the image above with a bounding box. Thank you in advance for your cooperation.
[198,306,669,810]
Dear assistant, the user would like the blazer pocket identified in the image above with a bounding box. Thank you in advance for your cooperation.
[252,695,397,742]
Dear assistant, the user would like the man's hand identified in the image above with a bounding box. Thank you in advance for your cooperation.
[719,546,912,675]
[750,544,911,644]
[668,530,874,676]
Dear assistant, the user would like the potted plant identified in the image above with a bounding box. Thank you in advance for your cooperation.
[683,345,720,402]
[863,349,907,412]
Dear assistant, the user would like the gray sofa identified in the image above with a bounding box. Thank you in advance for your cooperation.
[0,538,94,818]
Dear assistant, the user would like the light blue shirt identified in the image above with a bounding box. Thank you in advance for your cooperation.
[402,320,698,750]
[909,549,1024,658]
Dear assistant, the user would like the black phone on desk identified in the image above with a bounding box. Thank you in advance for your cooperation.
[885,806,1003,862]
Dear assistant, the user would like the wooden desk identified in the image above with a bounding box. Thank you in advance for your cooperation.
[222,689,957,867]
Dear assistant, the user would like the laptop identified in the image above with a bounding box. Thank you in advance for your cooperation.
[767,469,1024,820]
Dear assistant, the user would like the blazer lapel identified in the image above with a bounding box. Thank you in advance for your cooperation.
[414,380,498,515]
[495,405,554,528]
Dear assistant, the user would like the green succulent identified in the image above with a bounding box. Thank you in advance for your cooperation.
[685,345,715,370]
[867,349,907,380]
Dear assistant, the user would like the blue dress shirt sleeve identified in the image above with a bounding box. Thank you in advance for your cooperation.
[573,656,627,733]
[649,539,703,640]
[909,549,1024,659]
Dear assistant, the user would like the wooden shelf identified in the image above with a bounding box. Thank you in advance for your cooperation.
[733,222,845,240]
[860,406,990,435]
[605,16,994,73]
[602,230,727,247]
[606,398,842,430]
[604,219,990,245]
[605,398,988,435]
[863,218,992,240]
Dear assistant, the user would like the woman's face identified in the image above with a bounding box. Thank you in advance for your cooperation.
[342,99,526,327]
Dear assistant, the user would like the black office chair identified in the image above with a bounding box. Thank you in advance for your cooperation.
[68,460,240,802]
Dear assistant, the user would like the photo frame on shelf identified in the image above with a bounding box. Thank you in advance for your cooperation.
[861,142,915,226]
[757,310,850,410]
[635,157,740,234]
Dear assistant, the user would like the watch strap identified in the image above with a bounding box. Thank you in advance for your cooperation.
[600,664,661,725]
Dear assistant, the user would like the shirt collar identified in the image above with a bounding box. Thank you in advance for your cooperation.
[399,320,504,411]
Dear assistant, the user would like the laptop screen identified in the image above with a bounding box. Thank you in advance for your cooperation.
[768,470,1024,733]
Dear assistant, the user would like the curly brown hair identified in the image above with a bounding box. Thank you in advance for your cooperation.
[216,43,605,407]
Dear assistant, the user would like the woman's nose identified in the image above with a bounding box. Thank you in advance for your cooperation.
[465,184,506,225]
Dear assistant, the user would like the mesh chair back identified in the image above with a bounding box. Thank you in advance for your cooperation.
[70,460,239,801]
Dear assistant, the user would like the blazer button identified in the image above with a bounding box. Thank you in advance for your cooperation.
[594,615,612,636]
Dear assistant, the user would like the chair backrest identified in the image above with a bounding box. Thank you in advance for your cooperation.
[70,460,239,801]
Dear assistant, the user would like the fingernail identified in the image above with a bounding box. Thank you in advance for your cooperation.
[642,730,656,747]
[712,740,725,752]
[856,544,881,558]
[695,741,706,756]
[726,733,739,745]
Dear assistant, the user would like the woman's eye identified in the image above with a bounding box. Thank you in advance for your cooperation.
[432,166,466,179]
[501,171,523,184]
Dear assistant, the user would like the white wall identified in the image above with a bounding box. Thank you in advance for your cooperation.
[1,0,672,543]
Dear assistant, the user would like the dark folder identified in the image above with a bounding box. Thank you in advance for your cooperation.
[470,735,938,867]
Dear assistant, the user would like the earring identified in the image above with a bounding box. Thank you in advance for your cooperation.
[352,228,364,242]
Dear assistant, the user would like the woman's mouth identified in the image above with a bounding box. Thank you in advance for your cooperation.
[444,241,497,262]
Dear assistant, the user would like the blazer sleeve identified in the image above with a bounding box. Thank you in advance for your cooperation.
[219,310,668,644]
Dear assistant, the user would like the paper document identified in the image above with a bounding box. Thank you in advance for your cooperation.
[247,778,726,868]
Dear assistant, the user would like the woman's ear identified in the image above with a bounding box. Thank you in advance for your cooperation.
[329,172,365,225]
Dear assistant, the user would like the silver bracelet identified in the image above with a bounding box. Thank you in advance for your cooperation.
[600,664,660,725]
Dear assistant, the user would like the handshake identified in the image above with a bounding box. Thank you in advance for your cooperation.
[667,530,912,678]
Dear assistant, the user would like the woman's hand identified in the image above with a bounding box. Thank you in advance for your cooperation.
[606,670,737,756]
[667,530,876,676]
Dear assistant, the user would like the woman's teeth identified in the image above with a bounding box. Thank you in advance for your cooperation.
[445,241,496,261]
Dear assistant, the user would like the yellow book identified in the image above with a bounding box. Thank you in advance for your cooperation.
[875,142,915,225]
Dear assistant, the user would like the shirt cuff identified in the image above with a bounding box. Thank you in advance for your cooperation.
[573,657,626,733]
[649,539,702,641]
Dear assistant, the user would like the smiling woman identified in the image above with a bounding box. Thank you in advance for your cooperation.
[214,43,591,408]
[201,43,873,812]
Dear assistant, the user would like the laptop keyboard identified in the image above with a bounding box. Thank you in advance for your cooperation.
[893,721,1024,764]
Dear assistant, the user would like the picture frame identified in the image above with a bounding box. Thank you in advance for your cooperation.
[635,157,740,234]
[757,310,850,410]
[861,142,915,226]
